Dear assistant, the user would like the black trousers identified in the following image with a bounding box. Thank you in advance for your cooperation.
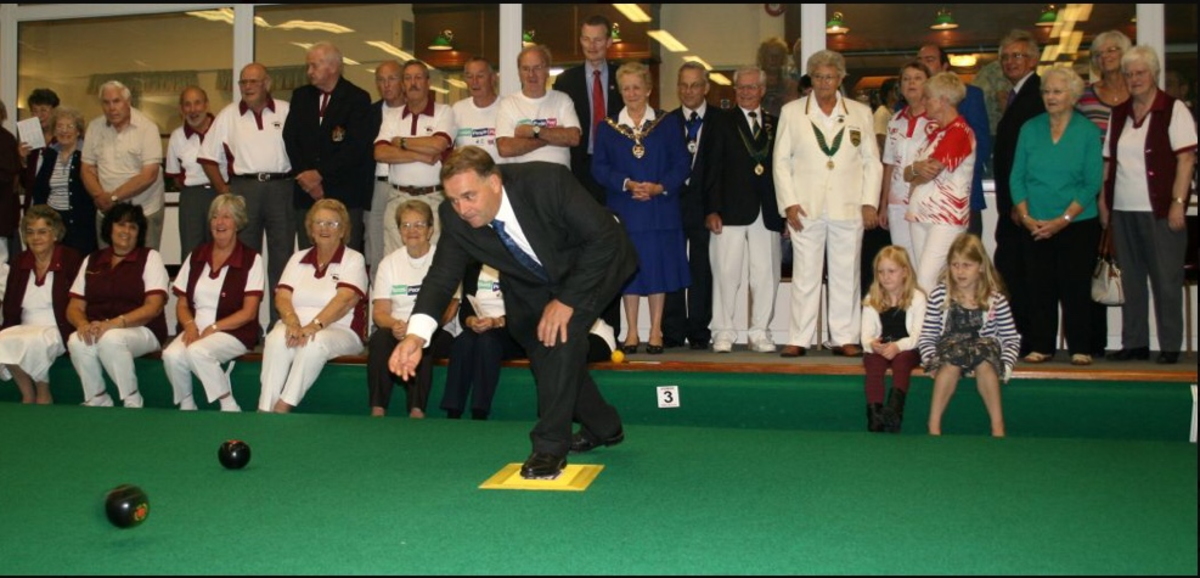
[367,327,451,412]
[663,224,713,346]
[440,327,525,417]
[993,216,1030,354]
[1020,219,1101,355]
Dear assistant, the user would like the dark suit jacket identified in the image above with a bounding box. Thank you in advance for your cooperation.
[413,162,636,338]
[667,106,719,230]
[555,63,622,195]
[993,73,1046,219]
[705,108,784,232]
[283,76,375,211]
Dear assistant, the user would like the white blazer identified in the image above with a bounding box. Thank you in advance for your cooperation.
[774,93,883,221]
[860,289,927,353]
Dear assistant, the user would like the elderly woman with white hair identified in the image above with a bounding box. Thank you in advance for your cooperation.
[902,72,976,294]
[774,49,882,358]
[162,194,264,411]
[1102,46,1197,365]
[1010,66,1103,365]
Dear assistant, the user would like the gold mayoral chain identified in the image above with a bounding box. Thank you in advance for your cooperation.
[811,121,845,170]
[606,115,667,159]
[737,119,773,176]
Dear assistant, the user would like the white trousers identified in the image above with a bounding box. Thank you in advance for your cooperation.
[0,325,65,383]
[162,332,248,405]
[68,327,160,401]
[911,221,965,294]
[709,213,781,343]
[259,322,362,411]
[787,215,863,347]
[886,204,915,265]
[382,190,443,258]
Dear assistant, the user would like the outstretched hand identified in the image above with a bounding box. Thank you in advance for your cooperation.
[388,334,427,381]
[537,299,574,348]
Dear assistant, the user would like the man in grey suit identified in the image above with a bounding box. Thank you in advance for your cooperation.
[390,146,634,479]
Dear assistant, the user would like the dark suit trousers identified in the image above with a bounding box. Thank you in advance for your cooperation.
[993,214,1030,353]
[440,327,525,417]
[663,224,713,345]
[367,327,451,412]
[511,308,621,457]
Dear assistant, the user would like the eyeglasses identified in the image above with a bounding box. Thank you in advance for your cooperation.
[400,222,430,230]
[1000,53,1031,62]
[519,65,547,74]
[735,84,762,92]
[811,74,840,84]
[313,220,341,229]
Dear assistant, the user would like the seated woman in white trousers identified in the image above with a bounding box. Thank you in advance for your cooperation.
[260,199,367,413]
[67,204,169,408]
[162,195,264,411]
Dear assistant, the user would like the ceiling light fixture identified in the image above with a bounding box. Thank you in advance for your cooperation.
[428,29,454,51]
[647,30,688,52]
[930,7,958,31]
[611,22,623,44]
[613,4,652,23]
[522,30,536,47]
[1036,5,1058,27]
[825,12,849,35]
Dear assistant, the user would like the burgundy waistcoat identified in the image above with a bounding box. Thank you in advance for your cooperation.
[1104,90,1185,219]
[178,241,262,349]
[77,246,168,344]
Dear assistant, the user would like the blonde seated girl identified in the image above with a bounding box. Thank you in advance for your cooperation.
[860,246,926,433]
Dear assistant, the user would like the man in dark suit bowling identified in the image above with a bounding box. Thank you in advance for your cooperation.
[390,146,635,479]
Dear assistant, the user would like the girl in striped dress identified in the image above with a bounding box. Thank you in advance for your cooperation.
[918,234,1021,437]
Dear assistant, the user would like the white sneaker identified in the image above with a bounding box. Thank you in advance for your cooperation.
[123,393,144,409]
[179,396,198,411]
[82,393,114,407]
[749,337,777,353]
[712,340,733,353]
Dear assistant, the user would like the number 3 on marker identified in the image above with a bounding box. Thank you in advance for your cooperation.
[657,385,680,408]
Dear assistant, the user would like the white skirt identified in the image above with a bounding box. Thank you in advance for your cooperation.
[0,324,66,383]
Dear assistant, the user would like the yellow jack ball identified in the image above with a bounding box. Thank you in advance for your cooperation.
[610,349,625,364]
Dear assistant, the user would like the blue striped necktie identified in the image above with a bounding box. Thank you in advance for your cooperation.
[491,219,547,281]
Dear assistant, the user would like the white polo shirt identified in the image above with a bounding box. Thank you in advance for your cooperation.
[452,97,501,162]
[882,107,931,207]
[375,103,405,178]
[495,90,579,167]
[166,116,225,187]
[372,245,464,323]
[276,245,368,336]
[375,99,455,187]
[82,107,166,215]
[200,98,292,176]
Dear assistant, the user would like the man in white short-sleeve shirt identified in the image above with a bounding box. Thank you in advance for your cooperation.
[374,60,455,255]
[452,57,501,162]
[166,86,225,255]
[495,45,581,167]
[81,80,166,250]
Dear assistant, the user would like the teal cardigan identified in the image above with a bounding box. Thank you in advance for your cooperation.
[1010,110,1103,221]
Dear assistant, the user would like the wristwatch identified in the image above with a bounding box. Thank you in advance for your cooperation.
[400,137,408,150]
[1061,213,1073,222]
[532,125,542,139]
[110,194,119,204]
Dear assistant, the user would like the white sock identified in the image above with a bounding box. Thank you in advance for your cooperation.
[180,396,198,411]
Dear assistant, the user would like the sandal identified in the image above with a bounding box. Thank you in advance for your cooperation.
[1070,354,1093,366]
[1023,352,1051,364]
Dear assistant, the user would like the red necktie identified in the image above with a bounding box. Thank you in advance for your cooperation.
[592,69,605,130]
[319,92,331,123]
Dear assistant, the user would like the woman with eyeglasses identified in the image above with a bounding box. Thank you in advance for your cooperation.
[366,200,456,418]
[30,107,97,256]
[259,198,367,412]
[1101,46,1197,365]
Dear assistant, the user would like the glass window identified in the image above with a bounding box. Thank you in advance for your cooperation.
[18,11,234,141]
[1164,5,1196,111]
[254,4,500,105]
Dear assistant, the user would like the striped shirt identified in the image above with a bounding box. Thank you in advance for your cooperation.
[917,283,1022,381]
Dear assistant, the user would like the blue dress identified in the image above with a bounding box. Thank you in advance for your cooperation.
[592,109,692,295]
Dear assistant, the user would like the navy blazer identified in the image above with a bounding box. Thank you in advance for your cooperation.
[704,108,784,232]
[554,62,621,171]
[283,76,375,210]
[667,106,718,229]
[993,73,1046,217]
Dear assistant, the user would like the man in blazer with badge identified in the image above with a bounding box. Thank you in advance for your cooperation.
[992,30,1046,353]
[391,147,635,480]
[662,61,718,350]
[705,65,784,354]
[283,42,374,252]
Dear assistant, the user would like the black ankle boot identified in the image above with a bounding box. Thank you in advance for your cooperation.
[867,403,885,433]
[883,388,908,433]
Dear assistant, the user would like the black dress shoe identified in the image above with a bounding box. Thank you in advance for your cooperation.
[646,344,664,355]
[1156,351,1180,364]
[689,341,709,350]
[1107,347,1150,361]
[520,452,567,479]
[662,338,685,349]
[570,428,625,453]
